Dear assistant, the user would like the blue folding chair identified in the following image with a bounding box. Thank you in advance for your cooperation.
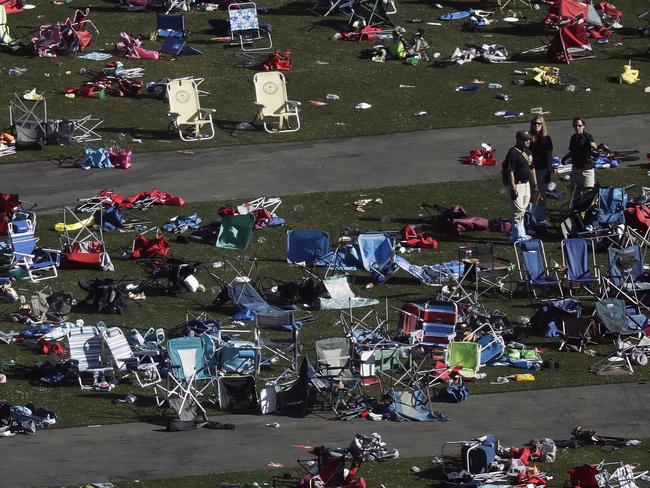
[156,14,186,38]
[388,389,448,422]
[561,238,601,297]
[515,239,563,299]
[160,36,203,56]
[592,187,627,227]
[357,232,397,284]
[286,229,357,272]
[7,219,59,282]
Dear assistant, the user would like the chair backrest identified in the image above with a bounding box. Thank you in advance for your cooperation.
[608,245,643,285]
[10,232,37,258]
[563,238,592,281]
[315,337,350,374]
[323,275,355,300]
[156,14,185,35]
[68,326,104,372]
[228,280,284,313]
[167,78,201,124]
[228,2,260,32]
[357,233,394,274]
[167,336,205,382]
[215,214,255,250]
[519,239,547,283]
[596,187,627,226]
[102,327,134,371]
[255,311,296,331]
[446,341,480,375]
[286,229,330,265]
[595,298,639,335]
[254,71,289,116]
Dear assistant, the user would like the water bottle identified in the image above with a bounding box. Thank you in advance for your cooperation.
[326,93,340,100]
[8,68,25,76]
[496,93,509,101]
[488,83,502,89]
[355,102,371,109]
[414,111,427,116]
[237,255,250,261]
[79,68,89,75]
[266,422,280,428]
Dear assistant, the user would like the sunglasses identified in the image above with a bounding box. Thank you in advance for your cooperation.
[534,122,543,125]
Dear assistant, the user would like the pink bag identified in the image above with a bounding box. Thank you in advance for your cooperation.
[108,147,132,169]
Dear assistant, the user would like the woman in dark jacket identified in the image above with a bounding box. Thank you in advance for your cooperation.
[529,115,553,227]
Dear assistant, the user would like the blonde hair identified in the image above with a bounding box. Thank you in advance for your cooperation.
[530,115,548,140]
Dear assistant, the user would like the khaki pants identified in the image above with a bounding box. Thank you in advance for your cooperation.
[570,167,595,189]
[507,182,530,224]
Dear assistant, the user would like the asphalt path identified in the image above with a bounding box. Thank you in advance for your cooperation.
[3,114,649,213]
[2,382,649,487]
[2,115,650,487]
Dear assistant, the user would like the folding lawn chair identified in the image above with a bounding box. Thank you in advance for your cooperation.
[216,214,255,250]
[561,237,601,297]
[156,336,216,420]
[349,0,395,28]
[101,327,161,387]
[311,0,355,18]
[547,21,595,64]
[9,92,47,149]
[31,23,62,57]
[515,239,563,300]
[0,5,18,49]
[228,2,272,51]
[67,325,115,390]
[387,388,447,422]
[273,356,316,416]
[595,298,648,339]
[314,337,364,417]
[604,245,650,310]
[253,71,300,133]
[255,310,304,381]
[457,244,514,300]
[7,219,59,282]
[217,375,258,413]
[62,8,98,54]
[69,115,103,143]
[356,232,397,284]
[399,300,458,351]
[286,230,357,275]
[319,274,379,310]
[156,14,187,38]
[160,36,202,56]
[559,315,596,353]
[444,341,481,379]
[58,206,113,271]
[167,78,216,141]
[442,435,506,483]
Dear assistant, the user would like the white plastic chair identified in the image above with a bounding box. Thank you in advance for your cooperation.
[167,78,215,141]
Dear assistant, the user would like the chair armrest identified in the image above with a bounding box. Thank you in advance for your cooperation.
[200,108,216,114]
[254,102,266,108]
[286,100,301,109]
[168,111,180,117]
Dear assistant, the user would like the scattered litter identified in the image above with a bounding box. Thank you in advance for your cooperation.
[410,465,421,473]
[426,22,442,26]
[310,100,327,106]
[117,394,137,404]
[399,84,415,89]
[0,374,6,383]
[487,83,502,89]
[131,138,143,143]
[266,462,284,468]
[496,93,509,101]
[434,3,442,8]
[503,16,519,22]
[414,111,427,116]
[530,107,549,114]
[7,67,26,76]
[455,84,479,91]
[326,93,340,100]
[355,102,371,109]
[177,150,194,155]
[494,111,524,118]
[314,60,329,64]
[266,422,280,428]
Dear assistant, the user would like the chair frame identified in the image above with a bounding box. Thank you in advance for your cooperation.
[166,78,216,141]
[561,237,601,298]
[253,71,301,134]
[228,2,272,52]
[514,239,564,300]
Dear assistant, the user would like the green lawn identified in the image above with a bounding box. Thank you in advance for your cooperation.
[1,167,649,428]
[1,0,649,163]
[110,441,650,488]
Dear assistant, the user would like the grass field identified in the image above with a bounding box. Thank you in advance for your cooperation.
[1,0,649,163]
[1,166,649,429]
[110,440,650,488]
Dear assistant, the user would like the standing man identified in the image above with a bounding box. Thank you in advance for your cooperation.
[502,130,538,242]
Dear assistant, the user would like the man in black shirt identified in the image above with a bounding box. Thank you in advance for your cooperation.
[568,116,598,189]
[502,130,538,242]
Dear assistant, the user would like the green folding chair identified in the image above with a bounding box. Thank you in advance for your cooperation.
[215,214,255,250]
[445,341,481,379]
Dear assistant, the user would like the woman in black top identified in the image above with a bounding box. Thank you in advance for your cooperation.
[529,115,553,227]
[568,116,597,190]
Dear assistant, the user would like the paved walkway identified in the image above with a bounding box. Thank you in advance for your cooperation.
[3,114,650,487]
[3,114,649,213]
[3,382,649,487]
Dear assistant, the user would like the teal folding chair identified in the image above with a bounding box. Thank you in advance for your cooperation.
[216,214,255,250]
